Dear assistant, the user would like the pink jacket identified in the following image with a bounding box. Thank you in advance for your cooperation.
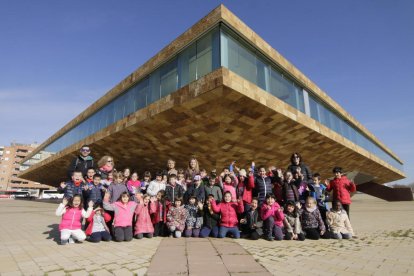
[211,200,244,227]
[103,201,137,227]
[261,203,285,227]
[134,202,156,234]
[223,184,237,201]
[59,208,83,231]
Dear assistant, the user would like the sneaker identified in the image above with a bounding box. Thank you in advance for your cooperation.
[60,239,69,245]
[68,237,75,244]
[265,236,274,241]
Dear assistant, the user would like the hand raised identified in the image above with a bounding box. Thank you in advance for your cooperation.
[62,197,68,206]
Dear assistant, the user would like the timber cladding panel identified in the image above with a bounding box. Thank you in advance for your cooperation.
[20,68,404,186]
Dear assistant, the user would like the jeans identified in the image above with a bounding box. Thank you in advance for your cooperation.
[199,226,219,238]
[218,226,240,239]
[89,231,112,242]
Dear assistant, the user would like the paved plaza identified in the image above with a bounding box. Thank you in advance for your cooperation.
[0,193,413,275]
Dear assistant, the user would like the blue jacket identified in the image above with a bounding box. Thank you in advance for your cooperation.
[58,181,84,199]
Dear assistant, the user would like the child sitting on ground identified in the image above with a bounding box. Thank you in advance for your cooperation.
[85,206,112,242]
[283,200,305,241]
[210,191,244,239]
[103,192,137,242]
[199,194,221,238]
[166,197,187,238]
[184,195,204,237]
[327,200,354,239]
[261,193,284,241]
[134,194,156,239]
[55,195,93,245]
[300,197,327,240]
[240,198,263,240]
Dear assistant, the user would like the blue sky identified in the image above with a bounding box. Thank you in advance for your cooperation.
[0,0,413,184]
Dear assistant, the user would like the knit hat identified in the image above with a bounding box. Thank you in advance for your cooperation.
[239,169,247,177]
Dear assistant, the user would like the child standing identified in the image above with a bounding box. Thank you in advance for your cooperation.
[147,172,166,197]
[219,174,238,202]
[140,171,152,194]
[261,193,284,241]
[300,197,326,240]
[165,174,185,204]
[184,196,203,237]
[103,192,137,242]
[166,197,187,238]
[58,171,85,200]
[134,194,156,239]
[283,200,305,241]
[327,201,354,239]
[184,175,205,204]
[108,172,129,203]
[84,174,105,206]
[55,195,93,245]
[127,172,141,198]
[210,191,244,239]
[325,167,356,218]
[240,198,262,240]
[85,206,112,242]
[204,174,222,203]
[152,190,166,237]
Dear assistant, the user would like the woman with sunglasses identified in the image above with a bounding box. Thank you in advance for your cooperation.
[96,156,115,181]
[67,145,95,179]
[286,153,313,184]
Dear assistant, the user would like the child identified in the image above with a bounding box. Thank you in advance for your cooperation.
[300,197,326,240]
[123,168,131,183]
[281,171,300,205]
[84,168,96,186]
[294,171,309,204]
[166,197,187,238]
[103,192,137,242]
[204,174,222,203]
[134,194,156,239]
[84,174,105,206]
[141,171,152,194]
[210,191,244,239]
[152,190,166,237]
[147,171,166,197]
[184,196,204,237]
[184,175,205,204]
[261,193,284,241]
[85,206,112,242]
[58,170,85,200]
[327,200,354,239]
[176,169,187,191]
[219,174,238,202]
[325,167,356,218]
[240,198,262,240]
[199,194,220,238]
[283,200,305,241]
[101,171,113,189]
[108,172,129,204]
[127,172,141,198]
[165,174,185,204]
[238,169,254,212]
[310,173,328,228]
[55,195,93,245]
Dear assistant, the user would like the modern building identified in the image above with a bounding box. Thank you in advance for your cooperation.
[20,5,405,191]
[0,143,52,191]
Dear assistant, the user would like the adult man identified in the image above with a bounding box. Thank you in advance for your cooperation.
[67,145,95,178]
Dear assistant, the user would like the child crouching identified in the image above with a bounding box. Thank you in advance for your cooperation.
[283,200,305,241]
[240,198,263,240]
[327,200,354,239]
[166,197,187,238]
[55,195,93,245]
[86,206,112,242]
[261,193,284,241]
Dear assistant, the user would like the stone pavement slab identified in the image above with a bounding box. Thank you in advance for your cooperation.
[0,200,160,275]
[147,237,271,276]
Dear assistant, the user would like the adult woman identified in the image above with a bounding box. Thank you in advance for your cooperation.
[286,153,312,183]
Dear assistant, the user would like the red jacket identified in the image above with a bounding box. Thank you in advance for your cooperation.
[240,175,255,204]
[85,211,111,236]
[211,200,244,227]
[326,176,356,205]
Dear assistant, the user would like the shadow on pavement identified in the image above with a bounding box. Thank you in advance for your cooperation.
[44,224,60,244]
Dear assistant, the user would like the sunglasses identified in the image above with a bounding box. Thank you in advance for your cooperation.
[81,149,90,152]
[107,160,113,163]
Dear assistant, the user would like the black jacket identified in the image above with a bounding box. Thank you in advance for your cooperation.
[67,155,94,178]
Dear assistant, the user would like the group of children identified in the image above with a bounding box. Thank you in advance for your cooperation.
[56,153,356,245]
